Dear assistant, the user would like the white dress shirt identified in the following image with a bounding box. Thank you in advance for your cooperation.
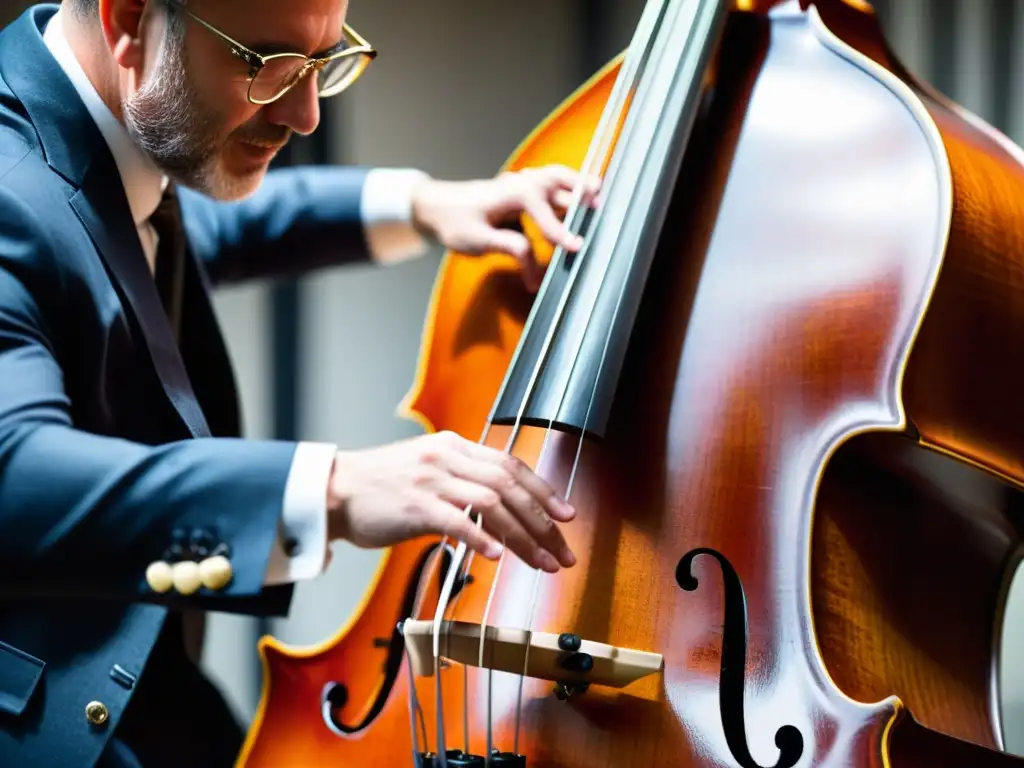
[42,9,429,585]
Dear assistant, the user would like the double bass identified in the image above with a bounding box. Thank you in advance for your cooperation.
[238,0,1024,764]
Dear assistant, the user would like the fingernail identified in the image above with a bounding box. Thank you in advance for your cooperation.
[538,551,560,572]
[487,541,504,559]
[562,546,576,567]
[562,500,576,518]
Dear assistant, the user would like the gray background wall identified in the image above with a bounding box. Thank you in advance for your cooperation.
[4,0,1024,756]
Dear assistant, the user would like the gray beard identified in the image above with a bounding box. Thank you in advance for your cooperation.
[121,16,242,199]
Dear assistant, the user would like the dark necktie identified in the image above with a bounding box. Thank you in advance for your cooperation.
[150,188,211,670]
[150,184,186,342]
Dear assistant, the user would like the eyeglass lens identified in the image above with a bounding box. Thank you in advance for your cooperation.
[250,53,370,102]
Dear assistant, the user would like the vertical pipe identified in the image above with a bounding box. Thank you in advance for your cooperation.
[1002,0,1024,142]
[927,0,958,100]
[952,0,994,122]
[888,0,932,82]
[579,0,611,81]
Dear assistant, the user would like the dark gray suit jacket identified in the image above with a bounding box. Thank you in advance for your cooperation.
[0,5,375,766]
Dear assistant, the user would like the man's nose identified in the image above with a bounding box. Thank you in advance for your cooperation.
[264,69,321,136]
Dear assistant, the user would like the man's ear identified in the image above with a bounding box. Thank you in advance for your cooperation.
[98,0,150,69]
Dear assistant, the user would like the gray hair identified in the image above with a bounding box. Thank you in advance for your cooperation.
[121,3,210,183]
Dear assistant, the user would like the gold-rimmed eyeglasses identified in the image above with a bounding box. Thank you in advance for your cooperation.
[163,0,377,105]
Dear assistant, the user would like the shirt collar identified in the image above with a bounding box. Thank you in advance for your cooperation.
[42,9,167,226]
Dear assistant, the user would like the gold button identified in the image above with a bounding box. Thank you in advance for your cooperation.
[145,561,174,593]
[85,700,109,727]
[171,561,202,595]
[198,555,233,591]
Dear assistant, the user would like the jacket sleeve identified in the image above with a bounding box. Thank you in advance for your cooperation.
[179,165,374,286]
[0,192,299,610]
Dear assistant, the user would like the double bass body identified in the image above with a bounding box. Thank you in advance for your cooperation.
[238,1,1024,765]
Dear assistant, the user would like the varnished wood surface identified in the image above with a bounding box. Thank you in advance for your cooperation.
[899,89,1024,481]
[813,0,1024,488]
[812,434,1020,751]
[238,2,1024,766]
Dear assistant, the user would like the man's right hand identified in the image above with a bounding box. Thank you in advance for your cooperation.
[326,431,577,573]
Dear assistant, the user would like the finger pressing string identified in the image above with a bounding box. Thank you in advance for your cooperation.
[552,188,575,213]
[449,446,575,517]
[426,497,504,560]
[513,186,583,252]
[536,164,601,194]
[437,478,563,573]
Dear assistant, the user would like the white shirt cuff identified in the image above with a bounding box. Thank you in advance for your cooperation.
[361,168,432,264]
[263,441,337,585]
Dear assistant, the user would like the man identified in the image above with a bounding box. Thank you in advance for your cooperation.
[0,1,597,766]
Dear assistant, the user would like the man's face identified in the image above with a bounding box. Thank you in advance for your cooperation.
[122,0,349,200]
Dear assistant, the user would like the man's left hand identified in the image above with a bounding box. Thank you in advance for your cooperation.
[410,165,602,291]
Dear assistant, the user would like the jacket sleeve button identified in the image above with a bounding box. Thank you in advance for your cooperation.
[145,561,174,593]
[85,701,109,727]
[198,555,233,591]
[171,561,202,595]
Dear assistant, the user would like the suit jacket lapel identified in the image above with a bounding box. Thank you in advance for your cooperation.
[69,175,212,439]
[0,5,212,439]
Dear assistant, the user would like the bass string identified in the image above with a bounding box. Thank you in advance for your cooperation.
[426,144,612,764]
[508,0,729,756]
[404,646,429,755]
[407,537,485,755]
[405,539,492,757]
[420,48,634,768]
[400,522,484,755]
[473,47,660,765]
[427,431,508,765]
[452,4,675,763]
[405,1,674,764]
[489,0,696,758]
[403,540,457,757]
[395,459,495,759]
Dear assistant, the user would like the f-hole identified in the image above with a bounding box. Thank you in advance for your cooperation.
[321,541,468,736]
[677,547,804,768]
